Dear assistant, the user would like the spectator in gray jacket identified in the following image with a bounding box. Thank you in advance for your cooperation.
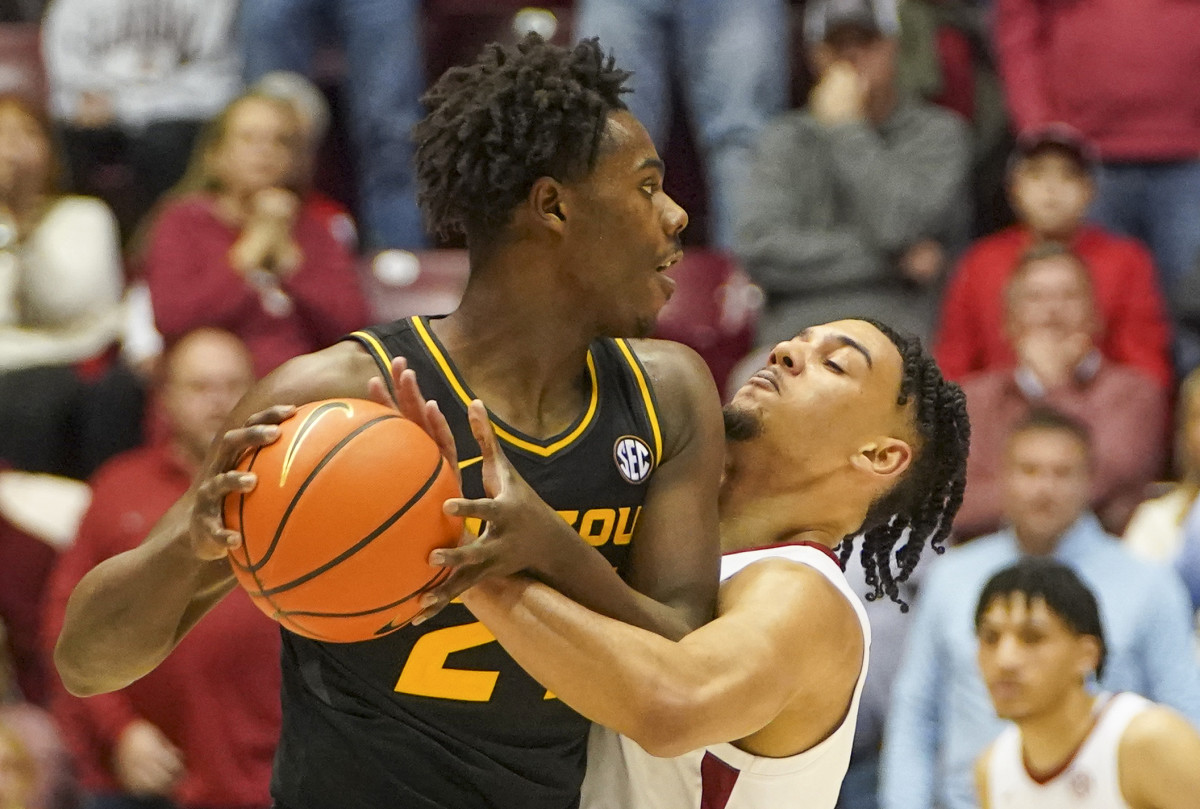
[735,0,970,345]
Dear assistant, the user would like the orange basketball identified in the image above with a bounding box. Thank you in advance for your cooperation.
[222,398,463,643]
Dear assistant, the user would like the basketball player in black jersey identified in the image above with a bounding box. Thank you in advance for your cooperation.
[54,35,725,809]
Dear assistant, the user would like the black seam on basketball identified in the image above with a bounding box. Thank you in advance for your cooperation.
[242,414,399,573]
[229,445,263,572]
[256,453,448,596]
[276,565,451,619]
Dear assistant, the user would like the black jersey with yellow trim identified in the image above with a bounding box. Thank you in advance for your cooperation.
[270,316,664,809]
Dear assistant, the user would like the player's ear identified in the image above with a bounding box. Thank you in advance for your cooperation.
[1076,634,1102,680]
[851,437,912,481]
[530,176,567,232]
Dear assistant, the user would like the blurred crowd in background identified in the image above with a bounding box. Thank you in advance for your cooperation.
[1,0,1199,808]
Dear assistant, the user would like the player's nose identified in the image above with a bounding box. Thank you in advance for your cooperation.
[768,339,810,375]
[660,192,688,237]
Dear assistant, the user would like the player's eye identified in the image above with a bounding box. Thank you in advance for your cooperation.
[824,360,845,375]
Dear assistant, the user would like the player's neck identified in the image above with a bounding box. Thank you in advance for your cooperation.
[1018,689,1100,777]
[433,278,597,438]
[718,470,861,553]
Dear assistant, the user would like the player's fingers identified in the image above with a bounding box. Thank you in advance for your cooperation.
[242,404,297,428]
[198,515,243,552]
[410,568,471,624]
[426,565,489,606]
[366,375,398,410]
[389,355,409,391]
[197,470,257,508]
[395,367,430,426]
[467,401,502,459]
[428,541,490,569]
[443,497,497,522]
[213,423,281,472]
[425,400,460,471]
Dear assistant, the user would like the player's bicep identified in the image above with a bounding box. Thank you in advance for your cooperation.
[651,562,862,752]
[622,341,724,627]
[224,341,379,430]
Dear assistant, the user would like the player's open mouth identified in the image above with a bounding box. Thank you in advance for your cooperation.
[656,252,683,272]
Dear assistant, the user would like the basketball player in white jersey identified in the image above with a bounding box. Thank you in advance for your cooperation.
[394,318,970,808]
[974,557,1200,809]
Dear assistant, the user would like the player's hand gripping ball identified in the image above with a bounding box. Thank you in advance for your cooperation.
[222,399,463,642]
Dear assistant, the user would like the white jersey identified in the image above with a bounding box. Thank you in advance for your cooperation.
[986,692,1151,809]
[581,542,871,809]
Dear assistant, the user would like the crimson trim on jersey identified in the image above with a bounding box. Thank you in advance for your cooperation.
[699,751,741,809]
[1022,693,1119,785]
[723,540,844,570]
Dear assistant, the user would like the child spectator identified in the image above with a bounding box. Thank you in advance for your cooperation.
[935,126,1172,389]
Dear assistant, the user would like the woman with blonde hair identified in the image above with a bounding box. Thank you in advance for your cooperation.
[141,91,369,378]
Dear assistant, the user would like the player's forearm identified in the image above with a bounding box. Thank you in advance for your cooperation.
[530,534,697,640]
[55,496,231,696]
[464,577,692,742]
[464,577,757,756]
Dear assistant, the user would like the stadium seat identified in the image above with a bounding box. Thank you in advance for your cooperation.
[653,250,762,398]
[0,23,45,103]
[359,249,471,323]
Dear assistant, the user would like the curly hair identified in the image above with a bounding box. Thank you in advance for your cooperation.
[837,319,971,611]
[413,33,631,247]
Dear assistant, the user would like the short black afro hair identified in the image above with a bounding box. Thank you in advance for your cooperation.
[413,33,631,247]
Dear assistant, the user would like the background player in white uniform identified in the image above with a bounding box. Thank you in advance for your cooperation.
[974,558,1200,809]
[402,318,970,808]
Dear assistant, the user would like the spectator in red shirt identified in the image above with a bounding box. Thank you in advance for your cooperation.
[43,329,281,809]
[935,126,1172,389]
[143,91,370,378]
[995,0,1200,305]
[252,71,358,252]
[955,243,1167,540]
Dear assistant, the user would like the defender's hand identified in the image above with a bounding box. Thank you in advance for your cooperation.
[191,405,296,561]
[413,401,569,623]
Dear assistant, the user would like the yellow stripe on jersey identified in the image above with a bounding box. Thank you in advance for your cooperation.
[350,329,392,370]
[411,316,600,458]
[349,330,396,399]
[613,339,662,464]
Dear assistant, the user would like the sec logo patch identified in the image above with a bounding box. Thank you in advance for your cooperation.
[614,436,654,484]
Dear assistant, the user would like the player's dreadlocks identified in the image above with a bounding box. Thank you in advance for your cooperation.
[837,319,970,611]
[413,33,630,249]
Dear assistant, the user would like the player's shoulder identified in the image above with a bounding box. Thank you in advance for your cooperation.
[722,556,856,629]
[256,339,378,404]
[1117,700,1200,803]
[624,338,722,443]
[623,337,713,390]
[1120,702,1195,756]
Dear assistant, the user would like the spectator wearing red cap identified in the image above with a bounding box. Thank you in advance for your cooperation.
[995,0,1200,307]
[935,127,1172,389]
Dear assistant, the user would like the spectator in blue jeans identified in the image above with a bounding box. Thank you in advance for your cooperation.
[574,0,789,249]
[238,0,426,249]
